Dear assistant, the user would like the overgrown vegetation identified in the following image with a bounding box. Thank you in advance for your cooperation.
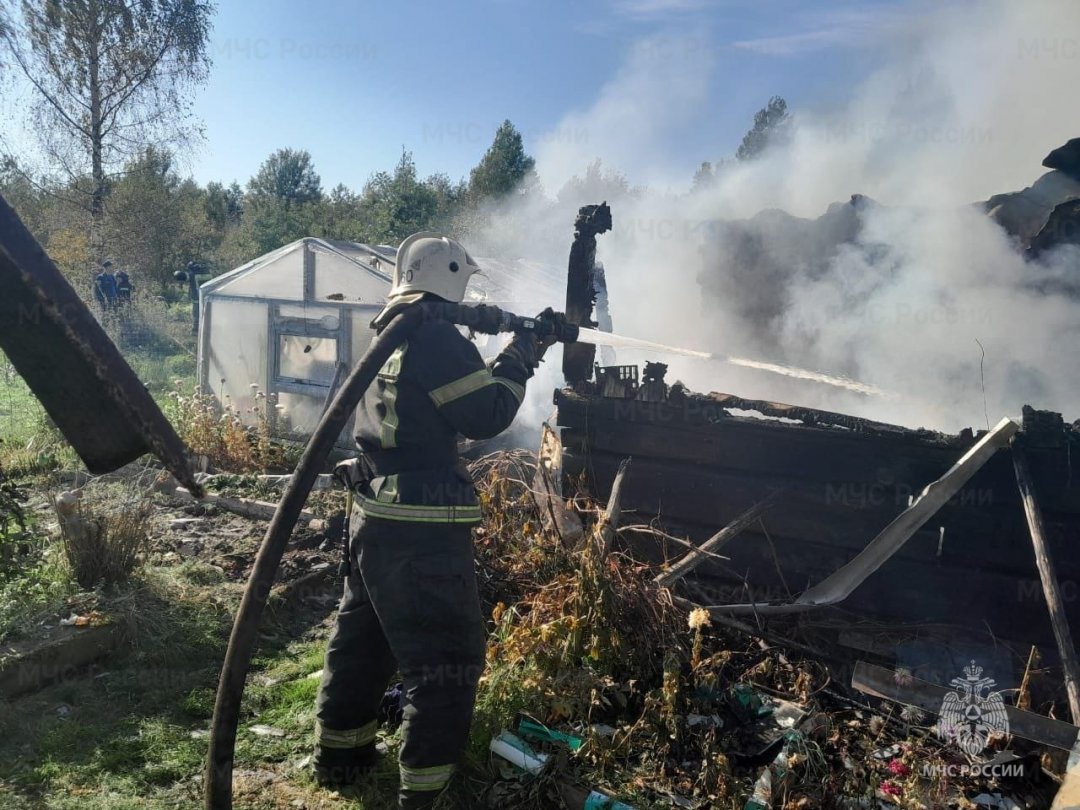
[0,454,1045,808]
[0,465,28,572]
[0,460,71,642]
[170,382,294,473]
[56,491,152,590]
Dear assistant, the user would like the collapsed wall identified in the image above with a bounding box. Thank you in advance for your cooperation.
[555,374,1080,648]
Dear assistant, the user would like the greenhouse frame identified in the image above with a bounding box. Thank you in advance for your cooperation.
[196,237,565,442]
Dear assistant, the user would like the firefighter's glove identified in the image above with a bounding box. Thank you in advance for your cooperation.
[534,307,570,350]
[500,332,543,375]
[467,304,505,335]
[333,458,363,490]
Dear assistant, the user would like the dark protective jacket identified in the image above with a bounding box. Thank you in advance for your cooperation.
[115,271,132,300]
[93,272,118,305]
[352,315,532,523]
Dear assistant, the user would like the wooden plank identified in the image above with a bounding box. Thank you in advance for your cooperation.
[561,419,960,487]
[852,660,1080,752]
[592,458,630,556]
[654,489,783,588]
[566,450,984,557]
[0,194,200,491]
[1014,444,1080,723]
[530,423,583,546]
[155,480,319,525]
[555,388,959,447]
[718,418,1019,614]
[569,448,1080,582]
[556,390,1080,516]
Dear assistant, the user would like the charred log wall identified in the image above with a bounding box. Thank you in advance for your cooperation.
[556,388,1080,644]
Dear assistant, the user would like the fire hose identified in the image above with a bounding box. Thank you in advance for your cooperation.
[204,301,578,809]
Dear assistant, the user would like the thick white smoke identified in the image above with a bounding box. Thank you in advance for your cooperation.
[471,0,1080,432]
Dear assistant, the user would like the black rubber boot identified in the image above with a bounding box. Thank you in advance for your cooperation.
[314,743,378,789]
[398,788,443,809]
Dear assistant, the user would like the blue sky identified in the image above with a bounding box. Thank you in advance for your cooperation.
[190,0,908,192]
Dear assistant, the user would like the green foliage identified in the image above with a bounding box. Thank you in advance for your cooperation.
[556,158,635,207]
[736,95,791,161]
[360,150,463,244]
[247,194,323,254]
[2,0,214,228]
[468,120,537,202]
[104,147,215,291]
[170,382,290,473]
[0,535,73,643]
[248,148,323,206]
[204,181,244,228]
[0,470,28,575]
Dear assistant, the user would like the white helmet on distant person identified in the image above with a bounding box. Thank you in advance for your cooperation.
[390,232,481,304]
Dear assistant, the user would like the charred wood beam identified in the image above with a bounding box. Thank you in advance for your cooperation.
[852,660,1080,752]
[1013,442,1080,723]
[591,457,630,557]
[655,489,784,589]
[715,417,1020,614]
[0,194,200,494]
[531,423,583,546]
[154,479,319,526]
[562,202,612,385]
[706,393,921,435]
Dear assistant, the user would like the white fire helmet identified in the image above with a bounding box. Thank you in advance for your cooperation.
[390,232,481,303]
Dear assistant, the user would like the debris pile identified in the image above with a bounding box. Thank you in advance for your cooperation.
[463,451,1064,809]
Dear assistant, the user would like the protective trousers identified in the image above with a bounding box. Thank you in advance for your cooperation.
[315,511,487,809]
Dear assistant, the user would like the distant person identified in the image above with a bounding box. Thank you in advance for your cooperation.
[115,267,133,304]
[93,261,118,312]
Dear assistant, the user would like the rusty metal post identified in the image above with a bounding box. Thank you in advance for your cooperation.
[0,194,200,493]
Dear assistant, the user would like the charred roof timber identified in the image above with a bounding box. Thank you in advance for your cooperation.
[562,202,612,386]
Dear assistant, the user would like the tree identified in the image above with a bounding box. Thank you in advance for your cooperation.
[692,161,714,191]
[467,120,536,202]
[243,149,325,253]
[556,159,634,207]
[736,96,791,161]
[360,150,452,244]
[104,146,211,290]
[205,181,244,231]
[1,0,213,250]
[248,148,323,207]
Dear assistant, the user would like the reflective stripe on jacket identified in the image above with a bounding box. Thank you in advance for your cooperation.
[353,311,532,521]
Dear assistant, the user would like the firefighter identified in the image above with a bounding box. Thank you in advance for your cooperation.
[314,232,553,808]
[92,260,118,311]
[115,267,133,304]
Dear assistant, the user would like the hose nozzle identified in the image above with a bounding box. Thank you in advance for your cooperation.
[501,308,580,344]
[423,302,579,344]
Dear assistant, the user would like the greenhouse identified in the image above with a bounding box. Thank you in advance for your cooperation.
[196,236,565,441]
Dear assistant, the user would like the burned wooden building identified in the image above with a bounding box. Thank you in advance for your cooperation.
[548,188,1080,719]
[556,376,1080,651]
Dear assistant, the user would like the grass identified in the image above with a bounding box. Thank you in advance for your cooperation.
[0,567,229,809]
[0,371,75,479]
[0,544,74,644]
[0,554,411,809]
